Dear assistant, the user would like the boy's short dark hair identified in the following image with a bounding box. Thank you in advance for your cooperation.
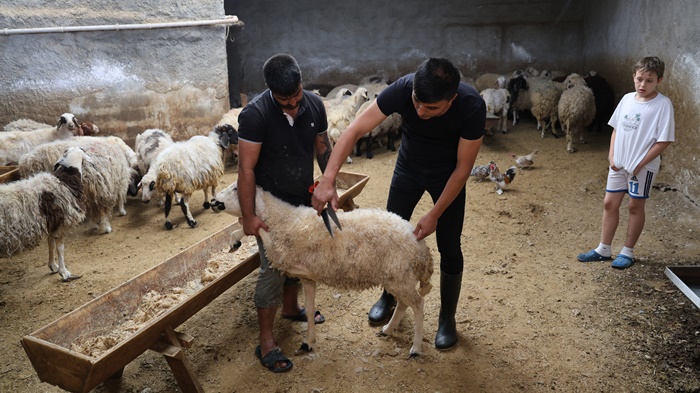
[263,53,302,97]
[413,57,460,103]
[634,56,665,79]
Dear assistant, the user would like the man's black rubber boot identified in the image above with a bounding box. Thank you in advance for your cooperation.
[435,270,463,350]
[368,289,396,325]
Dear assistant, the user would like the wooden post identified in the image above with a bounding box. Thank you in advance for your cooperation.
[150,326,204,393]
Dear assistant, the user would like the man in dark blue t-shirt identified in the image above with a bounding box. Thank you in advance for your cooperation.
[312,58,485,351]
[238,53,331,372]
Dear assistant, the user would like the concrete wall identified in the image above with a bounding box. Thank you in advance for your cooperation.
[225,0,585,96]
[582,0,700,204]
[0,0,231,144]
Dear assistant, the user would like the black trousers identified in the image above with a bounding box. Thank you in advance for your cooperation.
[386,157,466,275]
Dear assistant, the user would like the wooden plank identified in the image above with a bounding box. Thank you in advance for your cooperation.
[161,326,204,393]
[0,166,19,184]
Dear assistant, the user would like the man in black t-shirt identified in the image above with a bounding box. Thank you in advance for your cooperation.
[238,54,331,372]
[312,58,485,351]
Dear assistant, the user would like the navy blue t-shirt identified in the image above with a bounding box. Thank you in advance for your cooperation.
[376,74,485,171]
[237,90,328,207]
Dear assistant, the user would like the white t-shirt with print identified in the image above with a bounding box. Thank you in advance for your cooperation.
[608,92,675,173]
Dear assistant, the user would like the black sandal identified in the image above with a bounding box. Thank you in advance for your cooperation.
[255,345,293,373]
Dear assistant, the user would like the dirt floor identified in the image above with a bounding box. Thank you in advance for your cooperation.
[2,117,700,393]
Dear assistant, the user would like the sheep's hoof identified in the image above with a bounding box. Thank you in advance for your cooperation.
[61,274,82,282]
[376,330,389,337]
[408,352,420,359]
[165,221,174,230]
[228,240,242,253]
[187,220,198,228]
[297,343,313,353]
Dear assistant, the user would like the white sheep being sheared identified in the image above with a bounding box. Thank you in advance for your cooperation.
[210,182,434,357]
[557,73,596,153]
[480,88,511,134]
[0,113,80,165]
[0,146,90,281]
[18,136,137,233]
[144,125,232,229]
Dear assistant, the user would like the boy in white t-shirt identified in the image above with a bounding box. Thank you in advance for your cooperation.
[577,56,675,269]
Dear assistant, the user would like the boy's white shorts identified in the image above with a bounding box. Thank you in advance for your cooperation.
[606,167,657,199]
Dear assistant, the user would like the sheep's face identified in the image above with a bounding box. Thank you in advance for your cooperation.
[211,182,241,216]
[57,113,80,135]
[139,174,157,203]
[56,146,91,174]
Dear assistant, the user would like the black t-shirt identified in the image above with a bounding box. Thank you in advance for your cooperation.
[237,90,328,207]
[376,74,485,171]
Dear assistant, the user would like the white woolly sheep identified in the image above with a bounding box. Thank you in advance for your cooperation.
[557,73,596,153]
[2,118,52,132]
[0,113,80,165]
[528,78,564,138]
[0,146,90,281]
[134,128,175,204]
[217,108,242,166]
[144,125,232,230]
[480,88,511,135]
[18,136,137,233]
[210,182,434,357]
[327,87,370,163]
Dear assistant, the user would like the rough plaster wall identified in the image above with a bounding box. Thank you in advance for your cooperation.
[0,1,230,145]
[582,1,700,204]
[226,0,584,97]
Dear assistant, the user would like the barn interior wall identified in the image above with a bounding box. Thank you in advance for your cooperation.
[227,0,698,204]
[0,0,230,144]
[582,0,700,204]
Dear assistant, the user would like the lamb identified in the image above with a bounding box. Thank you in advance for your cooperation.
[0,113,80,165]
[0,146,90,281]
[210,182,433,357]
[480,88,511,134]
[217,108,242,166]
[144,125,232,230]
[77,121,100,136]
[529,78,564,138]
[18,136,137,233]
[327,87,370,163]
[557,73,596,153]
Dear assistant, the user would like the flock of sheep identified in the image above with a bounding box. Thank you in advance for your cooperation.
[0,67,615,357]
[0,113,237,282]
[477,67,614,153]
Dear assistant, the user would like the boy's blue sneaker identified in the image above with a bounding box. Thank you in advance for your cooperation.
[611,254,635,269]
[577,249,613,262]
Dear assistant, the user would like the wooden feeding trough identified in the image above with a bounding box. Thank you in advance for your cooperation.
[0,165,20,184]
[22,171,369,393]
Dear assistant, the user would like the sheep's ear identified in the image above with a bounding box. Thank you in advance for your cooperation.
[219,131,231,149]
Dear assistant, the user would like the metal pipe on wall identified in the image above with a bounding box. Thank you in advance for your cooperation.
[1,15,241,36]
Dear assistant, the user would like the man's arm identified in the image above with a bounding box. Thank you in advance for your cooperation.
[315,131,332,173]
[413,136,483,240]
[312,100,386,212]
[237,140,269,236]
